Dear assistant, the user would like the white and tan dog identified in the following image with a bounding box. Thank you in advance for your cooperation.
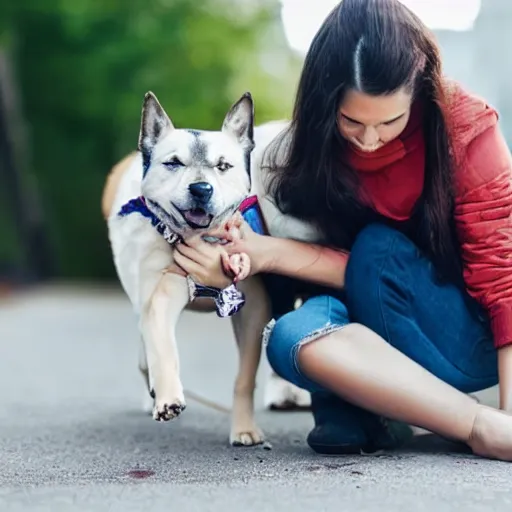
[102,92,313,446]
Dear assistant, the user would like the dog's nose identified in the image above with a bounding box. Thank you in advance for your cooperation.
[188,182,213,203]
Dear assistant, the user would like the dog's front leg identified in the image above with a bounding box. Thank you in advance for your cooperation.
[140,272,189,421]
[229,275,271,446]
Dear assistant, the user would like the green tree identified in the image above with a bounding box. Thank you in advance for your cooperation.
[0,0,300,280]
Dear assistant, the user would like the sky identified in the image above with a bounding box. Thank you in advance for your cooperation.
[280,0,482,54]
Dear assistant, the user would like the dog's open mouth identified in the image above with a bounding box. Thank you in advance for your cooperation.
[180,208,214,229]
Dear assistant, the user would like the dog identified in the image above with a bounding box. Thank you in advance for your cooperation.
[102,94,315,447]
[103,91,276,446]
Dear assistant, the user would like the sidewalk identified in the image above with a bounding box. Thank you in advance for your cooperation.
[0,284,508,512]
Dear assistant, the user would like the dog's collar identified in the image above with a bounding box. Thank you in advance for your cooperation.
[200,195,260,244]
[117,195,261,317]
[118,196,181,245]
[239,195,258,213]
[118,195,259,243]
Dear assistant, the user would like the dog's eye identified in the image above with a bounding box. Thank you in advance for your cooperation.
[163,157,184,169]
[216,161,233,172]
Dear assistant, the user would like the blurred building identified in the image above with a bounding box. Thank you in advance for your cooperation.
[435,0,512,142]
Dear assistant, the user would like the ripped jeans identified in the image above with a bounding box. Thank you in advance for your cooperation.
[264,223,498,396]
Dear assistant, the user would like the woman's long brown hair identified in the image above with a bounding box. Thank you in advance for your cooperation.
[266,0,463,284]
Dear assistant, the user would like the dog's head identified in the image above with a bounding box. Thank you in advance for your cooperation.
[138,91,254,238]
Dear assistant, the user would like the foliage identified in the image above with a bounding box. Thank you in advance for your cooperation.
[0,0,300,279]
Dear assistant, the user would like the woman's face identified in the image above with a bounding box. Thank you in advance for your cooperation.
[338,87,413,153]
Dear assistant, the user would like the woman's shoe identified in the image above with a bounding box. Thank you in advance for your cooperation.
[307,392,413,455]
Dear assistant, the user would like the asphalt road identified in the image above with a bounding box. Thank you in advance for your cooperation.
[0,284,510,512]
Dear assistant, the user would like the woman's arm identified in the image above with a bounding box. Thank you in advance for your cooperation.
[168,215,348,291]
[213,213,349,289]
[454,122,512,411]
[259,235,349,289]
[498,345,512,410]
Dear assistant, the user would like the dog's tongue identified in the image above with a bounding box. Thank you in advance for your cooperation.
[184,209,211,227]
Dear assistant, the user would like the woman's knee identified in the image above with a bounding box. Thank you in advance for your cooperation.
[264,295,349,390]
[265,296,329,366]
[348,223,414,275]
[264,314,295,373]
[345,223,415,320]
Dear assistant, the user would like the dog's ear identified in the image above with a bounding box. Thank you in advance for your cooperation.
[221,92,254,153]
[138,92,174,168]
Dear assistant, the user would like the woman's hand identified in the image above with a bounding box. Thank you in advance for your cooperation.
[171,235,250,289]
[209,212,349,289]
[207,212,274,278]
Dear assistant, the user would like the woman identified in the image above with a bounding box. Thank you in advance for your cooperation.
[172,0,512,461]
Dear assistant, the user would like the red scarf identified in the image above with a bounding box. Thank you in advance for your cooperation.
[345,101,425,221]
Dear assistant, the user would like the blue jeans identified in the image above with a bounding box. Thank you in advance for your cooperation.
[265,223,498,448]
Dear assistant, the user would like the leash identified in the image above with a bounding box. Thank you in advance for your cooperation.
[183,388,231,414]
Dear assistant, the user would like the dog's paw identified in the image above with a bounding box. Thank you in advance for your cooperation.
[152,393,186,421]
[230,424,264,447]
[264,373,312,411]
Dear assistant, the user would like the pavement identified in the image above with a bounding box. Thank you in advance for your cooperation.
[0,284,511,512]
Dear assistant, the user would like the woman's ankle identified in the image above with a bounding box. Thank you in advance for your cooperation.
[468,405,512,461]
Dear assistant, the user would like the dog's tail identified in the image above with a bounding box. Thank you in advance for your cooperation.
[101,151,138,220]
